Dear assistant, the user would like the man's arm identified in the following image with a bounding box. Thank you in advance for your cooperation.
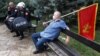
[65,26,70,44]
[61,26,70,44]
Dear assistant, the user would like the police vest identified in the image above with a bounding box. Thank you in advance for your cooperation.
[12,17,28,31]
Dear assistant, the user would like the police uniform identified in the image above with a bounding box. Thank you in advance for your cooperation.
[13,8,31,40]
[5,7,15,32]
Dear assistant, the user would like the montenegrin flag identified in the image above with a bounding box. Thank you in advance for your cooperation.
[78,3,98,41]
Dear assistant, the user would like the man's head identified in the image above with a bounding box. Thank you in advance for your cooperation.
[53,11,61,20]
[9,2,15,8]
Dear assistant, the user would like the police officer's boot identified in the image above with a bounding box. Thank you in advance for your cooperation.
[19,36,24,40]
[19,31,24,40]
[13,31,20,37]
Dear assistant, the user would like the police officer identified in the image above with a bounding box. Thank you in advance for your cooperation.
[13,2,31,40]
[5,2,16,32]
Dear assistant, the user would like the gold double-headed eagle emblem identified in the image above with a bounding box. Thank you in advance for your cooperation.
[83,24,91,33]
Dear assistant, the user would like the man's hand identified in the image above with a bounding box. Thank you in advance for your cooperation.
[43,20,52,26]
[65,36,70,44]
[43,22,48,26]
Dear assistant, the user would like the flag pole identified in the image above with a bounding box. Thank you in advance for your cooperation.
[61,10,79,18]
[61,3,98,18]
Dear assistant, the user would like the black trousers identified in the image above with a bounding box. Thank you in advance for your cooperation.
[15,30,24,38]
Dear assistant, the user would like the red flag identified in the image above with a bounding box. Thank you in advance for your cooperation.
[78,3,98,41]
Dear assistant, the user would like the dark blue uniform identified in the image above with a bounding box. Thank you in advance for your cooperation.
[12,8,31,40]
[5,7,15,32]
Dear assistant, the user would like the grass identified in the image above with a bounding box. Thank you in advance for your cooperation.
[32,20,100,56]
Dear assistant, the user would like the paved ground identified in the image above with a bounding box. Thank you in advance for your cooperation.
[0,24,57,56]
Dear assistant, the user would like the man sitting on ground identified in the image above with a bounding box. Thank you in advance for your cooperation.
[32,11,70,54]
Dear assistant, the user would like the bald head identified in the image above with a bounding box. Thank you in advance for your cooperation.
[53,11,61,20]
